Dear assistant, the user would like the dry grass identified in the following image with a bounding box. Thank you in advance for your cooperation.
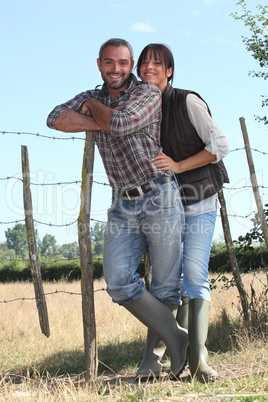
[210,270,267,322]
[0,272,267,401]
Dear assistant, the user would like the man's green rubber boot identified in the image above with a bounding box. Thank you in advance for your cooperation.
[136,303,178,380]
[124,291,188,380]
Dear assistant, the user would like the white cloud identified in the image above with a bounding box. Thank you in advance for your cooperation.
[192,8,202,17]
[131,22,155,33]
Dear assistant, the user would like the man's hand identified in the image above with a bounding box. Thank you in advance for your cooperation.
[54,109,102,132]
[82,98,114,132]
[54,98,116,133]
[80,99,92,115]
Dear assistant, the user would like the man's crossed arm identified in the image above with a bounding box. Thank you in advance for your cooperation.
[54,98,114,133]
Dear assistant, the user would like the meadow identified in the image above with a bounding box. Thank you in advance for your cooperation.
[0,271,267,401]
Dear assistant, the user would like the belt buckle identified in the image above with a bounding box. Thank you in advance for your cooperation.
[137,186,144,196]
[125,190,132,201]
[125,186,144,201]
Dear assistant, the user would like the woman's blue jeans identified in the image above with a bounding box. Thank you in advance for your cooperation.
[182,209,217,302]
[103,179,184,306]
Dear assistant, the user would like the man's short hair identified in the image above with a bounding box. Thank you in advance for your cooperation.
[99,38,134,62]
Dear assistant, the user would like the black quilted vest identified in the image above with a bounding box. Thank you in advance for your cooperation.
[161,84,229,206]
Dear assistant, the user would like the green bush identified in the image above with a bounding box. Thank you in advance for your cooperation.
[0,264,31,282]
[0,246,266,282]
[236,247,268,271]
[0,259,104,282]
[209,246,268,273]
[209,248,230,272]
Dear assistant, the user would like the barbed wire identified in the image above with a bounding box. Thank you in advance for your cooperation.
[224,211,257,219]
[0,288,106,304]
[228,147,268,156]
[1,175,268,193]
[33,217,106,227]
[0,176,110,187]
[33,218,78,227]
[0,217,106,228]
[1,131,85,141]
[2,130,268,156]
[0,211,259,228]
[0,219,25,225]
[1,269,266,304]
[223,185,268,190]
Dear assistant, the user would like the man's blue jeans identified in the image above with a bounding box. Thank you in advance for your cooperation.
[182,209,217,302]
[103,179,184,306]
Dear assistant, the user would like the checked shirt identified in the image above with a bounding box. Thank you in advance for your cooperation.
[47,74,170,189]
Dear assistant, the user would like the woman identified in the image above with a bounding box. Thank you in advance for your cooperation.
[136,44,229,382]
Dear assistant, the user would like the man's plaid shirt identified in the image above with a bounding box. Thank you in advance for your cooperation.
[47,74,171,189]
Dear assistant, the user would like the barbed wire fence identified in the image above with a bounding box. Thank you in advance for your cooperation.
[1,132,267,228]
[1,124,268,380]
[0,129,268,284]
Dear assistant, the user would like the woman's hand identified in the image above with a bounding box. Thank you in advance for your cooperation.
[154,149,216,174]
[153,152,181,173]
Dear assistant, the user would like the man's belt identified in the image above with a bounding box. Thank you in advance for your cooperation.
[120,175,175,201]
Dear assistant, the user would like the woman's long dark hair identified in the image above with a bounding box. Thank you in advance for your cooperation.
[137,43,174,84]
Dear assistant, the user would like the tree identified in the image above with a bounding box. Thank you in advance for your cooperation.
[60,242,80,260]
[231,1,268,124]
[91,222,105,257]
[0,242,15,261]
[38,234,58,257]
[5,223,31,259]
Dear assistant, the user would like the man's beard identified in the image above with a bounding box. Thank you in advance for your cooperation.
[102,73,129,90]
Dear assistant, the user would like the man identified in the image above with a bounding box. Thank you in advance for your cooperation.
[47,38,188,378]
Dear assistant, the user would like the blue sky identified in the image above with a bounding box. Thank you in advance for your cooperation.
[1,0,267,246]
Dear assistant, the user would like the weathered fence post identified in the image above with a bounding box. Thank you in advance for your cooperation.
[78,132,98,382]
[218,189,252,330]
[21,145,50,338]
[239,117,268,248]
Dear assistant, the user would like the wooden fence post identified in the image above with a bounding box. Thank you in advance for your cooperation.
[78,132,98,383]
[21,146,50,338]
[218,189,252,330]
[239,117,268,248]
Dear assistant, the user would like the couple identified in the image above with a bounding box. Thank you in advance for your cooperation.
[47,38,229,382]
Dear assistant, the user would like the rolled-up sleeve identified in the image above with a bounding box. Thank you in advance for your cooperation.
[186,94,229,163]
[110,83,162,136]
[47,91,92,129]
